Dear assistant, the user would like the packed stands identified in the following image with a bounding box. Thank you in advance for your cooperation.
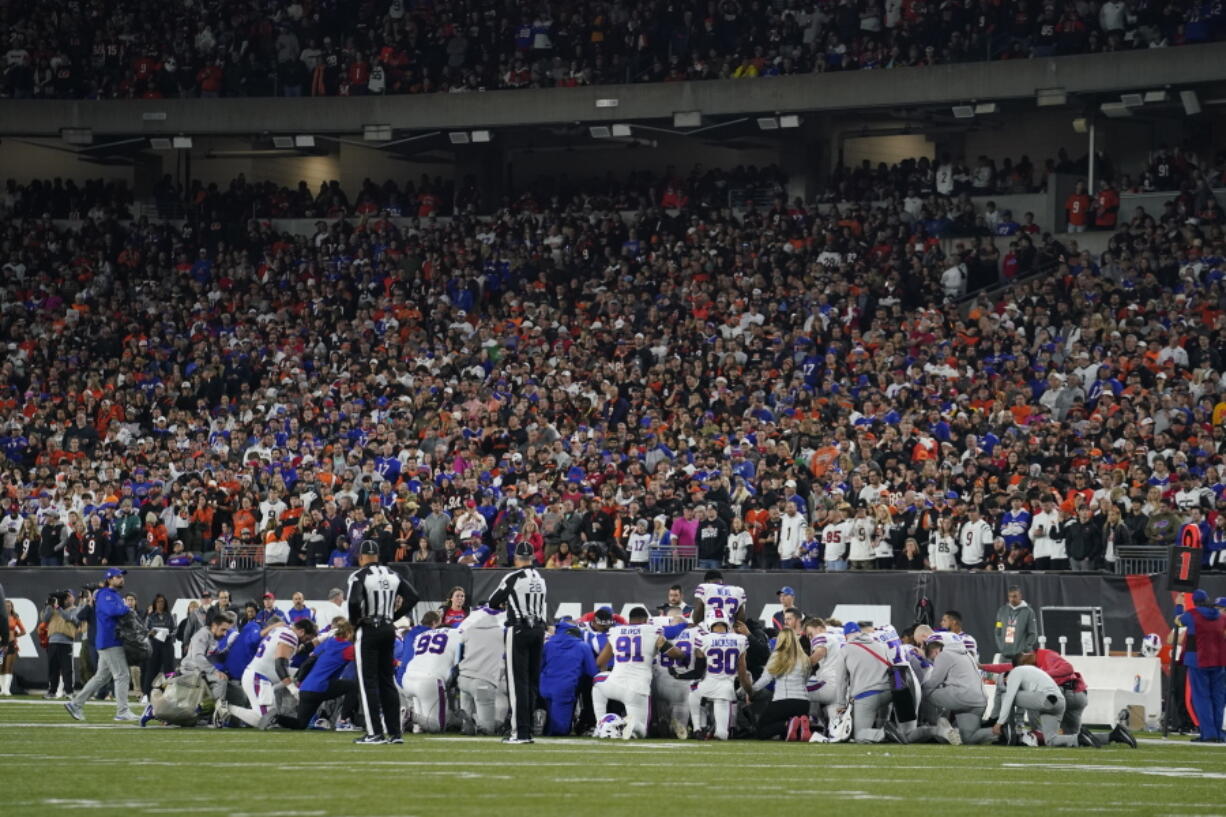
[2,1,1223,100]
[2,129,1224,573]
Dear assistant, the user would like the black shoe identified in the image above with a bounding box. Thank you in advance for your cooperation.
[501,735,534,744]
[354,734,387,745]
[1000,722,1016,746]
[1108,724,1137,749]
[883,722,908,745]
[387,736,404,745]
[1077,727,1102,748]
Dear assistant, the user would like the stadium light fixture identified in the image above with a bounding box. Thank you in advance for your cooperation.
[673,111,702,128]
[951,105,975,120]
[756,117,780,131]
[61,128,93,146]
[778,114,801,129]
[363,124,392,141]
[1099,102,1132,118]
[1120,93,1144,108]
[149,137,172,150]
[272,136,294,149]
[589,126,612,139]
[611,124,632,137]
[470,130,491,143]
[294,135,316,148]
[448,132,471,145]
[172,136,193,149]
[1143,90,1168,104]
[1181,90,1201,115]
[1072,117,1088,134]
[1036,88,1067,107]
[973,102,997,115]
[595,98,619,108]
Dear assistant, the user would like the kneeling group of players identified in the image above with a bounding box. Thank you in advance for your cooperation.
[139,570,1140,747]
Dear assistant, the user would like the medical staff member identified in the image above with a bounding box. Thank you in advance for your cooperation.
[1177,589,1226,743]
[538,619,598,736]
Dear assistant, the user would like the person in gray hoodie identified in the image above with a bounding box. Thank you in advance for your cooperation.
[994,587,1038,659]
[912,629,996,745]
[832,622,905,744]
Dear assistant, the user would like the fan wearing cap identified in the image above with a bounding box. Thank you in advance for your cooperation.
[64,568,139,722]
[254,592,286,628]
[770,587,800,632]
[488,540,548,744]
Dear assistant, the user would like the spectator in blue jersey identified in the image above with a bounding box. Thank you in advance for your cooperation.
[274,618,358,730]
[254,593,284,627]
[999,495,1033,564]
[538,619,598,736]
[286,592,316,624]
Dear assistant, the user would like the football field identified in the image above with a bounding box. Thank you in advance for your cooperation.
[3,699,1224,817]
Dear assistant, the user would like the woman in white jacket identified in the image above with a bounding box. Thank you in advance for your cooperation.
[750,629,813,740]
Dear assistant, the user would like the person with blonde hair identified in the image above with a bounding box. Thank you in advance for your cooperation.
[750,629,814,740]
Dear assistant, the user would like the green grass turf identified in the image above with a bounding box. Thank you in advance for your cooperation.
[3,698,1224,817]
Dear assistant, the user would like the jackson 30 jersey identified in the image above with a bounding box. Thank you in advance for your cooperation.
[694,631,747,679]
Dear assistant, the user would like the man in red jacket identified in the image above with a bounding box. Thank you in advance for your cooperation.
[983,649,1136,747]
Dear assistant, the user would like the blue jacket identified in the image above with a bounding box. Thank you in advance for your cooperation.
[540,624,598,700]
[223,621,264,678]
[93,587,128,650]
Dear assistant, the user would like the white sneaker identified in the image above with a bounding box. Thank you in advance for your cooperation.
[937,717,962,746]
[114,712,140,722]
[64,701,85,721]
[140,695,149,705]
[808,732,831,743]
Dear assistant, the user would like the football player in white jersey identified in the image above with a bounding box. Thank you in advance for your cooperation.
[652,615,700,738]
[226,618,317,729]
[689,608,752,740]
[593,607,686,739]
[692,569,747,624]
[804,618,847,736]
[456,604,509,735]
[400,617,461,733]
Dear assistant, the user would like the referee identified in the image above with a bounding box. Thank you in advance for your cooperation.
[347,540,417,745]
[489,541,547,744]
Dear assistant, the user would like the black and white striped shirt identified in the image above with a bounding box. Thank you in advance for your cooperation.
[346,564,414,623]
[489,568,547,626]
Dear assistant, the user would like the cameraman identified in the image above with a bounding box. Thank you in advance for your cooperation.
[40,590,79,698]
[64,568,139,722]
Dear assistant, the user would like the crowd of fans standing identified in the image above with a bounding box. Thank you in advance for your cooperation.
[2,1,1224,99]
[0,135,1225,574]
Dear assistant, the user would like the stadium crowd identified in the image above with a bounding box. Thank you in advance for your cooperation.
[1,0,1224,99]
[1,137,1226,575]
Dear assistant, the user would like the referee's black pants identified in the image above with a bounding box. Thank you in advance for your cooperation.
[506,623,544,740]
[274,679,357,730]
[356,620,401,739]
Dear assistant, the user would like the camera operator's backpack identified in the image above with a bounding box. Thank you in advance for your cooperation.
[117,610,152,664]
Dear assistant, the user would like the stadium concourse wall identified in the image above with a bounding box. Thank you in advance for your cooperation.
[4,567,1225,688]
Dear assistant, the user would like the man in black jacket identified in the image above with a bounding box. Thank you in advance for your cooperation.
[1063,507,1104,571]
[695,505,728,569]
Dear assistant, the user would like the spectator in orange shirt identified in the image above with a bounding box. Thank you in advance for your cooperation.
[232,496,258,537]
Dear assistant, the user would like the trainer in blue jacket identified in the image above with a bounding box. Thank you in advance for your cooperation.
[65,568,138,722]
[539,619,599,736]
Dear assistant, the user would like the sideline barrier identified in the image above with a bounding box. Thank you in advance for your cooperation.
[4,567,1223,689]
